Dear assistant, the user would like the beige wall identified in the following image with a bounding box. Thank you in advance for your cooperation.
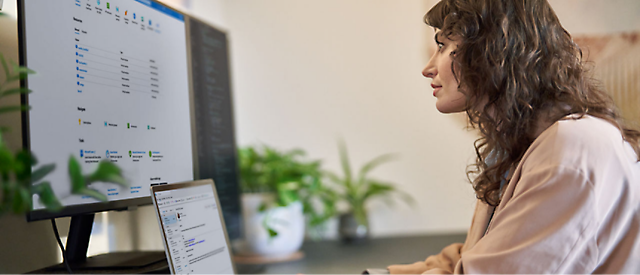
[550,0,640,34]
[188,0,479,238]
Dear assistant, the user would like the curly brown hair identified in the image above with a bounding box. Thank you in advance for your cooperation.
[425,0,640,206]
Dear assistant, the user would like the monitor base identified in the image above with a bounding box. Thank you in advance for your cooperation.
[47,251,166,271]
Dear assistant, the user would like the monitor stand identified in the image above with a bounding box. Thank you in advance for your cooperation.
[46,214,167,271]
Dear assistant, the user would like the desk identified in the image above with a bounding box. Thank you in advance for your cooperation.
[29,234,466,274]
[256,233,466,274]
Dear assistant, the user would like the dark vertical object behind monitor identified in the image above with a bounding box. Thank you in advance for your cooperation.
[188,16,242,241]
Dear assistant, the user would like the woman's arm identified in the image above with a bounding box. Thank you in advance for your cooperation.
[387,242,463,274]
[387,164,599,274]
[385,200,491,274]
[384,155,600,274]
[455,165,598,273]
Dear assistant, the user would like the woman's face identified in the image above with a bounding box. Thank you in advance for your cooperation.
[422,31,467,113]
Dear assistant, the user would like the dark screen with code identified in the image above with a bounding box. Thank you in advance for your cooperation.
[189,17,241,240]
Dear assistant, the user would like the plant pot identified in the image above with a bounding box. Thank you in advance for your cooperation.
[338,212,369,244]
[236,193,305,257]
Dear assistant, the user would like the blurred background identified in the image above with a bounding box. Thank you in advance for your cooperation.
[0,0,639,273]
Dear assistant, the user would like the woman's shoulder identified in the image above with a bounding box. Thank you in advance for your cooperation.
[547,114,623,144]
[522,114,637,174]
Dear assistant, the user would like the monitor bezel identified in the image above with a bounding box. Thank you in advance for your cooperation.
[19,0,194,222]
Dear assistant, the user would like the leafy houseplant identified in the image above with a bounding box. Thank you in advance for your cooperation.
[0,53,126,217]
[326,140,413,243]
[237,145,337,256]
[238,145,337,234]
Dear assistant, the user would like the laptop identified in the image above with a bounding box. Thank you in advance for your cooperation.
[151,179,236,274]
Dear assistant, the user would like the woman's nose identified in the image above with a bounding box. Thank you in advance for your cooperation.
[422,60,436,78]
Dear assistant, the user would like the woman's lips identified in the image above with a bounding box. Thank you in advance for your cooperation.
[431,84,442,97]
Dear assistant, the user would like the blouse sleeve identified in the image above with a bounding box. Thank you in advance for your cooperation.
[387,243,463,274]
[456,165,598,274]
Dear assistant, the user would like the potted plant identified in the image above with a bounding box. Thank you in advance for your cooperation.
[326,140,414,243]
[0,54,126,217]
[236,145,336,257]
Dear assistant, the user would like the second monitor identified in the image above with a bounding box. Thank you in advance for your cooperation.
[189,16,242,241]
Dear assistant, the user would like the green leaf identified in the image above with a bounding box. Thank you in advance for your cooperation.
[75,188,108,202]
[26,150,37,167]
[15,150,36,182]
[1,87,32,97]
[0,105,29,115]
[357,153,397,185]
[7,60,35,83]
[381,196,396,208]
[10,64,36,75]
[353,206,369,226]
[6,73,32,83]
[337,139,353,186]
[267,227,278,238]
[277,188,299,207]
[397,189,417,208]
[68,155,85,193]
[276,181,300,206]
[261,211,279,239]
[258,202,268,212]
[31,164,56,184]
[0,147,14,173]
[11,186,31,214]
[307,194,338,226]
[276,181,299,191]
[285,148,305,158]
[324,170,342,184]
[362,181,395,201]
[86,160,126,186]
[32,182,63,212]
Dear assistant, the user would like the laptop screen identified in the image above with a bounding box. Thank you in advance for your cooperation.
[153,183,234,274]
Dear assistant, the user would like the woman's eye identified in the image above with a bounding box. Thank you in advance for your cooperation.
[437,42,445,51]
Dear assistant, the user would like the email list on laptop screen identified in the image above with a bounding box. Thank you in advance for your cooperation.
[153,184,234,274]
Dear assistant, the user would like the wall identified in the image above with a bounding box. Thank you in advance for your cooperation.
[550,0,640,34]
[189,0,479,238]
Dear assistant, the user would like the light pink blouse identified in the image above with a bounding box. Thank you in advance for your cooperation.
[389,115,640,274]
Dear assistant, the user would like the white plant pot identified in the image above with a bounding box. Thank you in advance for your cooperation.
[237,193,305,257]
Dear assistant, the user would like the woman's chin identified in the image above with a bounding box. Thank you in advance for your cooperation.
[435,102,465,114]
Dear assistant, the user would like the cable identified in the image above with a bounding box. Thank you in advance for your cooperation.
[51,219,73,274]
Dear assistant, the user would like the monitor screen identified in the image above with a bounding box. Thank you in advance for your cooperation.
[22,0,193,219]
[188,17,242,240]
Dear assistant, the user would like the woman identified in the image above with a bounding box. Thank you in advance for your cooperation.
[387,0,640,273]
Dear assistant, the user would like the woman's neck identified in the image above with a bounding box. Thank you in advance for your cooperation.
[531,104,573,140]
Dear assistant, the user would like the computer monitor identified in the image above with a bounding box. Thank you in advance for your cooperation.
[19,0,193,268]
[188,16,242,242]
